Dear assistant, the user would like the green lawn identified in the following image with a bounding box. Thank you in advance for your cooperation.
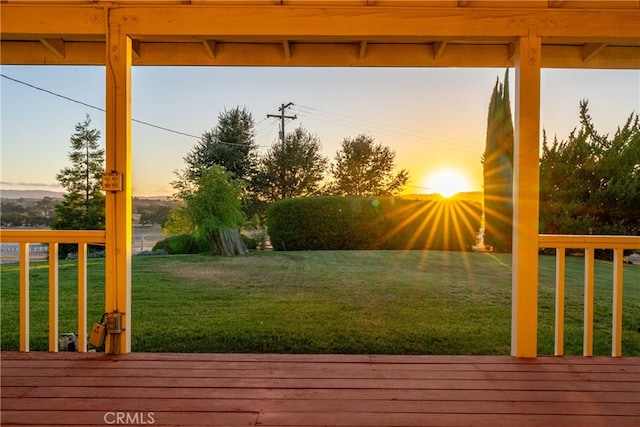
[1,250,638,355]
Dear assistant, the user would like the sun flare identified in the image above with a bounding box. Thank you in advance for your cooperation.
[424,168,472,198]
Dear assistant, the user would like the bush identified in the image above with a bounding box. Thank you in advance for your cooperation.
[152,234,208,254]
[267,196,481,251]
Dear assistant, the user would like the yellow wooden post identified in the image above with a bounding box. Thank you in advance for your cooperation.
[611,248,623,357]
[48,242,59,352]
[19,242,30,352]
[511,27,541,358]
[105,16,132,355]
[78,242,88,352]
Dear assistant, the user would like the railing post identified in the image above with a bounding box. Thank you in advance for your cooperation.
[554,249,565,356]
[612,248,623,357]
[19,242,30,352]
[584,248,595,356]
[511,27,541,358]
[48,243,59,352]
[78,243,88,352]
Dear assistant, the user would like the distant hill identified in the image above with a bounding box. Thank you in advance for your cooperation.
[0,189,64,200]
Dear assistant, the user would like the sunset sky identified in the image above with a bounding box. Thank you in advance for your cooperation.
[1,66,638,197]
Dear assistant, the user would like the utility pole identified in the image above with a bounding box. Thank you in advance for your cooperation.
[267,102,297,145]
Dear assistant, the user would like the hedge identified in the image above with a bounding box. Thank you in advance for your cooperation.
[267,196,482,251]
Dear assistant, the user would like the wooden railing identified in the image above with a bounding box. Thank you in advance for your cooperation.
[0,230,106,352]
[538,234,640,357]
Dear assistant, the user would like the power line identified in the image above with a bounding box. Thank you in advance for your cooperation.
[1,73,271,148]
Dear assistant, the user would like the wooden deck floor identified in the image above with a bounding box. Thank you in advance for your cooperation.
[1,352,638,427]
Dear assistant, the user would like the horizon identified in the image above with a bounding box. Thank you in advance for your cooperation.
[2,67,638,197]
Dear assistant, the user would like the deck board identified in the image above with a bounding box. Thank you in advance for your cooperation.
[1,352,638,426]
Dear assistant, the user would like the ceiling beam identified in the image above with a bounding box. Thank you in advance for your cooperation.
[2,41,639,69]
[6,4,637,40]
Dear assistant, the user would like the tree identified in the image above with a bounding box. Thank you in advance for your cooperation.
[52,116,105,233]
[329,134,409,197]
[540,100,640,238]
[183,106,257,183]
[252,126,328,202]
[166,166,247,255]
[482,69,514,252]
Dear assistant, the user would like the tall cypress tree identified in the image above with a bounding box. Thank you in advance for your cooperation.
[483,69,514,252]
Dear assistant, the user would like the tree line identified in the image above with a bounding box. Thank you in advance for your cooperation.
[45,82,640,256]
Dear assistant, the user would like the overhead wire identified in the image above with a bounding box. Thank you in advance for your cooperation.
[1,73,270,148]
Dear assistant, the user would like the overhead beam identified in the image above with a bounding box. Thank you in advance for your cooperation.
[39,38,65,58]
[3,41,640,69]
[582,43,606,62]
[131,39,141,59]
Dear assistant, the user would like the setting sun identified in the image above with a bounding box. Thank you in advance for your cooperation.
[424,168,472,198]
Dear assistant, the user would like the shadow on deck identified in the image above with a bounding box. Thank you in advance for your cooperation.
[1,352,638,426]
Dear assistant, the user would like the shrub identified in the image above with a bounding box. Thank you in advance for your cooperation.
[267,196,481,251]
[152,234,208,254]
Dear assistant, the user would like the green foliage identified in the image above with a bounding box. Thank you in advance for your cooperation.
[252,126,328,202]
[267,196,481,251]
[183,106,257,183]
[139,205,171,227]
[152,234,208,254]
[540,101,640,238]
[483,70,514,252]
[166,166,246,255]
[50,116,105,258]
[329,134,409,196]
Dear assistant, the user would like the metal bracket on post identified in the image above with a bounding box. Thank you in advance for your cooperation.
[102,172,123,192]
[105,312,124,334]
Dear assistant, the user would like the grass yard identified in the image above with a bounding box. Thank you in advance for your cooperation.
[1,250,638,355]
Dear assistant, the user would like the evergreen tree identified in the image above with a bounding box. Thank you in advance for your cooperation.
[482,69,514,252]
[52,115,105,231]
[52,116,105,257]
[329,134,409,197]
[252,126,328,202]
[540,101,640,238]
[183,106,257,183]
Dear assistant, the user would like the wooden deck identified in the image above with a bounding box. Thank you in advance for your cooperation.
[1,352,638,427]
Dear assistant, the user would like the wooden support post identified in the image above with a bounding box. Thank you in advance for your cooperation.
[511,27,541,358]
[105,19,132,355]
[612,248,623,357]
[554,249,565,356]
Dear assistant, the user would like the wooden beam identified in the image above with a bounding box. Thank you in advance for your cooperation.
[283,40,291,60]
[105,22,132,355]
[3,41,639,69]
[433,41,447,60]
[582,43,606,62]
[359,40,367,60]
[458,0,470,6]
[1,5,105,36]
[203,39,217,58]
[105,6,640,39]
[39,38,65,58]
[512,27,542,358]
[548,0,564,7]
